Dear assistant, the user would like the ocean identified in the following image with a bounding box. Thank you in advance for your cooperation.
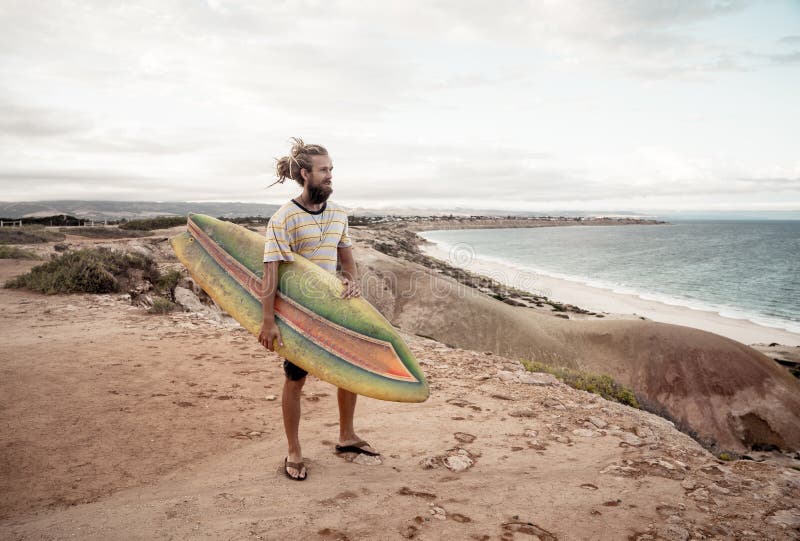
[419,220,800,335]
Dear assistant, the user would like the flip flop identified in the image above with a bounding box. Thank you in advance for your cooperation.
[284,457,307,481]
[335,440,381,457]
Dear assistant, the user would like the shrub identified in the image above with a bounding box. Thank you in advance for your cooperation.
[59,227,152,239]
[0,246,40,259]
[0,227,65,244]
[156,269,183,298]
[521,360,640,408]
[120,216,186,231]
[5,247,159,294]
[148,297,178,314]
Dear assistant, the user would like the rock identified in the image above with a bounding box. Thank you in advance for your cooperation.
[265,395,277,401]
[708,482,730,495]
[523,429,538,438]
[429,506,447,520]
[658,524,690,541]
[680,479,697,491]
[128,243,154,258]
[443,454,473,472]
[518,373,558,386]
[420,457,438,470]
[588,416,608,429]
[509,408,537,418]
[572,428,597,438]
[174,286,205,312]
[543,398,566,410]
[766,509,800,528]
[472,374,491,381]
[621,433,644,447]
[497,370,516,382]
[600,464,640,477]
[353,453,383,466]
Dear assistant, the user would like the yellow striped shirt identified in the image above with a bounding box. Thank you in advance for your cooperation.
[263,199,352,274]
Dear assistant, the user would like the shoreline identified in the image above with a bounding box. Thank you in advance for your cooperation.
[419,238,800,347]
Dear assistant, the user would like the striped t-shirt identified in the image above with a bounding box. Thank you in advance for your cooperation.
[263,199,352,274]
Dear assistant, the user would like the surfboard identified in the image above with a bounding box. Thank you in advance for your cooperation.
[170,214,429,403]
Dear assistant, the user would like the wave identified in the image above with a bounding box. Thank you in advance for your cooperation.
[419,232,800,336]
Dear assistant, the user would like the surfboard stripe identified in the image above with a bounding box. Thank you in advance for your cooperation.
[187,218,418,383]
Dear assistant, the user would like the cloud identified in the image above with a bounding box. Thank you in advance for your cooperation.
[0,100,90,138]
[0,1,797,211]
[766,51,800,65]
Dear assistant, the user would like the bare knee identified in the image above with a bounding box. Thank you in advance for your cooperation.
[284,376,306,393]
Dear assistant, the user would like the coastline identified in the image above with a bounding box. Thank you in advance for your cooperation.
[419,237,800,347]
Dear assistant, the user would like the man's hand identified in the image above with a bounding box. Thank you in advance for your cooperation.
[341,277,361,299]
[258,320,283,351]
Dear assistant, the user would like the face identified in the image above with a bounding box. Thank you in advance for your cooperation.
[302,154,333,204]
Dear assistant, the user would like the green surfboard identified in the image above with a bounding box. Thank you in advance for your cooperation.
[170,214,429,403]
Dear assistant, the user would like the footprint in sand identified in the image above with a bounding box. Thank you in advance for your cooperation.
[317,527,351,540]
[397,487,437,500]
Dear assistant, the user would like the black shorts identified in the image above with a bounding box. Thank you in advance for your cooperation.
[283,360,308,381]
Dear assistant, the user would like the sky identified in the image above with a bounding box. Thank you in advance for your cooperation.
[0,0,799,213]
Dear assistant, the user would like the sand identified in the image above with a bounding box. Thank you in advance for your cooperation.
[2,278,799,539]
[2,227,800,539]
[420,242,800,347]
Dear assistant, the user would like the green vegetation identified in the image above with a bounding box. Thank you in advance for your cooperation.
[156,269,183,299]
[0,226,65,244]
[0,246,40,259]
[717,452,734,461]
[5,247,159,294]
[120,216,186,231]
[148,297,179,314]
[521,360,640,408]
[59,227,152,239]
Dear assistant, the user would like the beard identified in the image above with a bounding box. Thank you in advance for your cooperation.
[307,183,332,204]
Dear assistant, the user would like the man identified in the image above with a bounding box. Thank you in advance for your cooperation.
[258,138,379,481]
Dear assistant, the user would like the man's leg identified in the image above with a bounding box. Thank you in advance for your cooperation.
[338,388,379,454]
[282,375,306,479]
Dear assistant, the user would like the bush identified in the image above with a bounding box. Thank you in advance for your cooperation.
[59,227,152,239]
[5,247,159,294]
[0,246,40,259]
[521,360,640,408]
[156,269,183,298]
[120,216,186,231]
[148,297,178,314]
[0,227,65,244]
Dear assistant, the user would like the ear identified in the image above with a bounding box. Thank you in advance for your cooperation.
[300,168,310,183]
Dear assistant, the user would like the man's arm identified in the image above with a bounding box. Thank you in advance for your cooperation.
[338,246,361,299]
[258,261,283,351]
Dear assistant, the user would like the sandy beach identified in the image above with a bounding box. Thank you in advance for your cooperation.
[420,240,800,347]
